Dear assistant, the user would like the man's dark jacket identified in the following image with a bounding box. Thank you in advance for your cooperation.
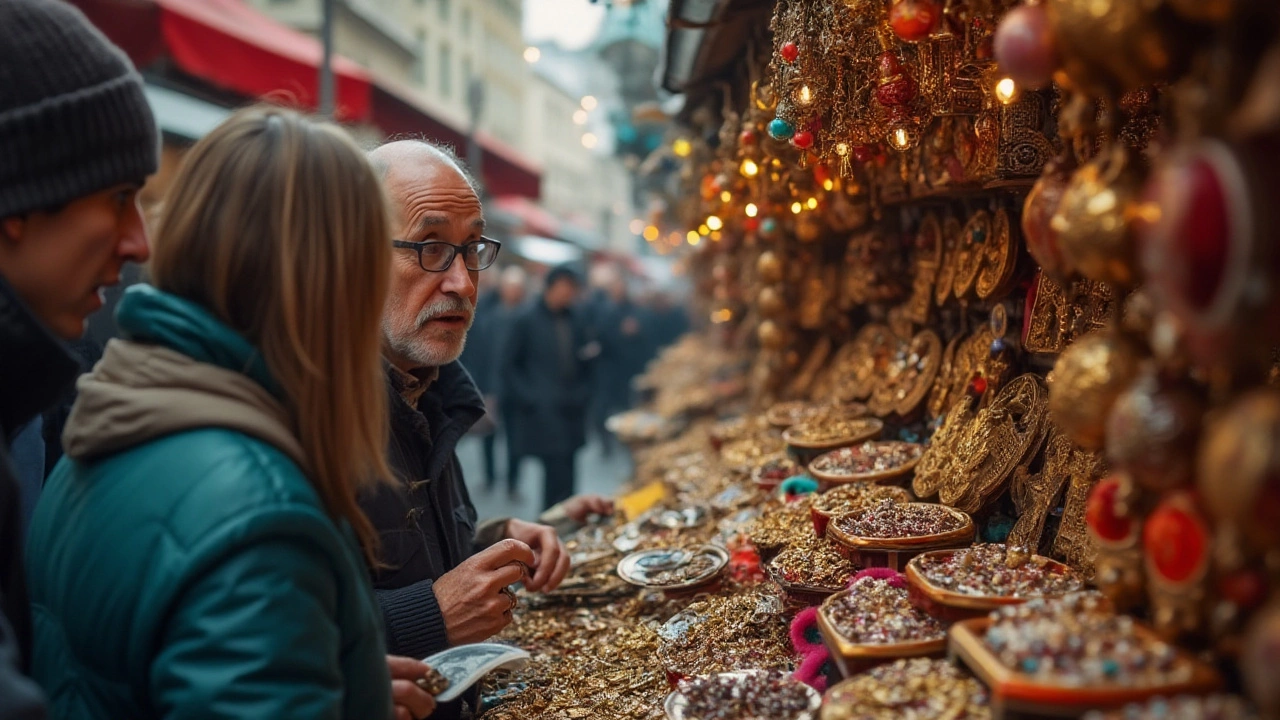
[500,300,593,459]
[1,276,78,719]
[359,361,506,717]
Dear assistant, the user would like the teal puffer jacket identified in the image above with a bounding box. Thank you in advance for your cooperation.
[24,285,393,720]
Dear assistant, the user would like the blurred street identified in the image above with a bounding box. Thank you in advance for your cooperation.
[458,434,633,522]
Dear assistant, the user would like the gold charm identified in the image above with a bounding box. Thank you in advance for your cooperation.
[934,215,962,306]
[951,209,991,300]
[975,206,1019,300]
[903,213,942,325]
[1023,273,1116,354]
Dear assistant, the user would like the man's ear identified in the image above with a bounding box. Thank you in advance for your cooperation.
[0,216,26,245]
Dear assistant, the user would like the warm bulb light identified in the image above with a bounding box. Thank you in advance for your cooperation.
[823,179,834,191]
[629,219,644,235]
[698,224,710,235]
[572,109,588,125]
[806,197,818,210]
[791,202,803,214]
[523,46,541,63]
[581,133,598,149]
[995,77,1018,105]
[891,126,917,151]
[720,190,732,203]
[706,215,724,231]
[672,138,693,157]
[580,95,598,111]
[687,230,699,243]
[740,158,760,177]
[643,225,659,242]
[797,84,814,106]
[745,203,759,218]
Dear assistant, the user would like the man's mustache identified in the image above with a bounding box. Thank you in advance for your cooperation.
[415,297,475,328]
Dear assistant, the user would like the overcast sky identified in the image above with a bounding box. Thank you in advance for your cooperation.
[524,0,606,50]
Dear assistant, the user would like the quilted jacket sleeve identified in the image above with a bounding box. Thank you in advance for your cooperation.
[148,539,383,720]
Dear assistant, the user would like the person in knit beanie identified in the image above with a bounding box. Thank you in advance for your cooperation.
[0,1,158,717]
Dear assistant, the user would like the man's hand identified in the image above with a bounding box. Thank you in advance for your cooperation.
[388,656,437,720]
[560,495,615,523]
[432,539,535,645]
[505,519,570,593]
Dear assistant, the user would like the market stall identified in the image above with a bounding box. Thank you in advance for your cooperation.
[477,1,1280,717]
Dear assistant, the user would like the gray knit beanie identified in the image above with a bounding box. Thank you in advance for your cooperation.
[0,0,159,218]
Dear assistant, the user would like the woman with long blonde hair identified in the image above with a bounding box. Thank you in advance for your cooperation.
[25,107,435,719]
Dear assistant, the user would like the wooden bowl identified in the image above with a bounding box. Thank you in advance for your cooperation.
[809,485,914,538]
[663,670,821,720]
[783,418,885,466]
[807,441,924,487]
[905,549,1084,623]
[817,590,948,679]
[766,563,845,611]
[948,617,1223,717]
[826,504,975,571]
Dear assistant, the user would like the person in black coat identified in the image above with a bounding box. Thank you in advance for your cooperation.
[588,273,649,456]
[501,265,596,510]
[0,1,159,715]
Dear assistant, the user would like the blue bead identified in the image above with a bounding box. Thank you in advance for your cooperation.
[990,338,1007,358]
[762,218,778,234]
[768,117,795,141]
[1021,657,1039,673]
[1102,659,1121,677]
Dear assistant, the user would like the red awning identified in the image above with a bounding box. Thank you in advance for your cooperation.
[70,0,373,121]
[372,81,541,200]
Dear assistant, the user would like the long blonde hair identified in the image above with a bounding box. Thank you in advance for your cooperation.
[149,106,391,563]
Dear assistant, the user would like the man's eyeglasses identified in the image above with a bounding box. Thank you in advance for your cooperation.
[392,237,502,272]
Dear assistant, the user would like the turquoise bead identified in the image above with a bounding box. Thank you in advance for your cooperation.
[768,117,795,141]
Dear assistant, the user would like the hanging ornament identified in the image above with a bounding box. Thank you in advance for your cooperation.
[1053,145,1143,287]
[758,320,787,351]
[1045,0,1197,93]
[888,0,942,43]
[791,130,815,150]
[1048,329,1144,451]
[761,217,780,238]
[1105,366,1205,493]
[757,251,785,284]
[1086,473,1146,611]
[768,117,796,141]
[779,41,799,64]
[1087,474,1140,547]
[1144,491,1210,586]
[739,128,758,146]
[1022,155,1076,283]
[1197,389,1280,551]
[994,4,1059,90]
[757,286,786,318]
[874,51,918,108]
[835,142,853,177]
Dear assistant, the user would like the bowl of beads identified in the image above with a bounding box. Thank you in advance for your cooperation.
[766,400,868,429]
[664,669,821,720]
[783,416,885,466]
[827,501,974,571]
[816,574,948,678]
[617,545,729,597]
[905,544,1084,623]
[743,496,815,563]
[821,658,992,719]
[809,482,914,538]
[808,441,924,487]
[751,454,801,492]
[765,534,860,609]
[948,593,1223,715]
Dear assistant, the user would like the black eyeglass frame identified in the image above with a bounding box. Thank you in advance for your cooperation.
[392,237,503,272]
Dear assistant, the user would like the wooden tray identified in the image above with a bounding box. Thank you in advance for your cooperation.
[807,443,923,487]
[783,418,884,465]
[948,618,1222,718]
[826,504,975,571]
[817,591,948,679]
[766,564,844,610]
[906,550,1083,623]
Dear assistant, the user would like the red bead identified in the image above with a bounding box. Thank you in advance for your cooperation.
[852,144,874,163]
[780,42,799,64]
[875,53,918,106]
[1143,492,1209,585]
[1141,152,1231,312]
[968,376,988,396]
[889,0,942,43]
[1086,475,1136,545]
[792,130,814,149]
[740,128,758,146]
[743,217,760,232]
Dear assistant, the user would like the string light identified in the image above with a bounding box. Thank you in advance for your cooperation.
[572,109,588,125]
[740,159,759,177]
[995,77,1019,105]
[706,215,724,231]
[643,225,659,242]
[806,197,818,210]
[796,84,814,106]
[672,138,693,157]
[698,224,710,235]
[745,203,759,218]
[823,179,835,191]
[710,231,722,242]
[687,230,700,243]
[523,47,541,63]
[580,95,598,111]
[791,201,803,214]
[629,219,644,235]
[720,190,732,203]
[581,133,598,149]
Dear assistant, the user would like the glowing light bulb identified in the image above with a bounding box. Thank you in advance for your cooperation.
[672,138,693,157]
[806,197,818,209]
[629,219,644,235]
[706,215,724,231]
[582,133,598,149]
[745,203,759,218]
[740,158,759,177]
[791,202,803,214]
[823,179,835,191]
[720,190,732,203]
[687,230,700,243]
[698,224,710,235]
[580,95,598,111]
[796,84,814,106]
[995,77,1018,105]
[890,126,918,151]
[643,225,659,242]
[523,47,541,63]
[711,231,723,241]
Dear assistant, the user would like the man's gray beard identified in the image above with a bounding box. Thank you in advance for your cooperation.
[384,298,473,368]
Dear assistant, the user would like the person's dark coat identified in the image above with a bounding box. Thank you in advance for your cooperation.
[359,361,507,720]
[500,299,594,459]
[0,274,78,719]
[593,297,649,415]
[457,289,498,397]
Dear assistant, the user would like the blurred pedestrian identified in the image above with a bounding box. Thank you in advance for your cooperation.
[25,107,434,720]
[502,265,596,509]
[644,289,691,357]
[485,266,530,496]
[589,267,648,457]
[362,140,574,720]
[0,1,159,715]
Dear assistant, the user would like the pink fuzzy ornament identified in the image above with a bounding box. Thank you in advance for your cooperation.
[789,607,831,692]
[848,567,906,589]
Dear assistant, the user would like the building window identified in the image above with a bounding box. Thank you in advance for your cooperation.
[414,30,427,85]
[439,43,452,98]
[438,0,449,22]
